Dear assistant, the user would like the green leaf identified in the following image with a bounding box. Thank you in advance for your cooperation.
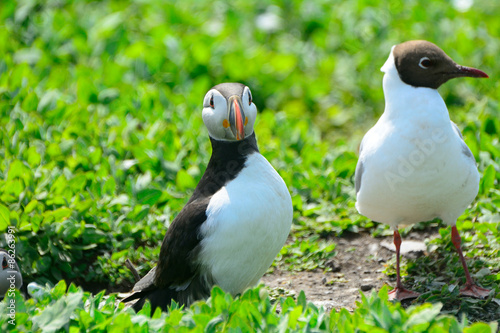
[464,322,498,333]
[297,290,307,309]
[7,160,28,180]
[287,306,303,329]
[103,177,116,195]
[0,204,9,231]
[480,164,496,194]
[51,207,72,222]
[24,200,38,214]
[403,303,442,330]
[32,290,83,332]
[176,169,196,190]
[52,280,67,298]
[137,189,162,205]
[37,90,59,112]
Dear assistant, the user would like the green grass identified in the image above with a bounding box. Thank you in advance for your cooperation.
[1,282,497,332]
[0,0,499,331]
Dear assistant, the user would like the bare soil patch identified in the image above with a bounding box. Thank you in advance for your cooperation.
[262,231,435,311]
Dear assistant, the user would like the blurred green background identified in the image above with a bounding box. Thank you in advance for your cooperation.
[0,0,499,295]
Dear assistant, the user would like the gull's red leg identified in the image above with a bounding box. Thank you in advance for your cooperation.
[451,226,490,298]
[387,229,420,301]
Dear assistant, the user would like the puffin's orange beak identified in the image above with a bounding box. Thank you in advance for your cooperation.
[229,96,245,141]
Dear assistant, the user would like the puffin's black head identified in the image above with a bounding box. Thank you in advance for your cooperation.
[392,40,488,89]
[202,83,257,141]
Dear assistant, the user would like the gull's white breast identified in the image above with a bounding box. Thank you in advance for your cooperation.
[356,68,479,227]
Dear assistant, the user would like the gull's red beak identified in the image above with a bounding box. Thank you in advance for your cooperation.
[455,65,489,78]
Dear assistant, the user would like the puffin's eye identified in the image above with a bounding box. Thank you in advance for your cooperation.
[419,57,432,69]
[248,91,252,106]
[209,95,214,108]
[2,257,7,269]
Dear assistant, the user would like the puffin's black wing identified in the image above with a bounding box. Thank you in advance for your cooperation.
[122,276,177,312]
[155,197,211,287]
[123,197,211,312]
[133,265,157,291]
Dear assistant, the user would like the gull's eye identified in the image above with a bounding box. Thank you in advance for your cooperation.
[419,57,432,69]
[209,95,214,108]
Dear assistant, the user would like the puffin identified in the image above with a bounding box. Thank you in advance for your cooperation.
[0,249,23,299]
[355,40,490,301]
[124,83,293,311]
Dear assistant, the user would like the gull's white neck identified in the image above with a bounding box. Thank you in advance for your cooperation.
[380,49,451,125]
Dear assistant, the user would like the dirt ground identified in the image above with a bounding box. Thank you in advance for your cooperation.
[261,231,434,311]
[119,228,500,322]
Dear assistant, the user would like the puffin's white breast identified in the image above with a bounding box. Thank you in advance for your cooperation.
[198,152,293,295]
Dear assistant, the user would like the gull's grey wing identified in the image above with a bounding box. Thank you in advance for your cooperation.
[355,140,365,194]
[355,160,364,194]
[451,121,474,159]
